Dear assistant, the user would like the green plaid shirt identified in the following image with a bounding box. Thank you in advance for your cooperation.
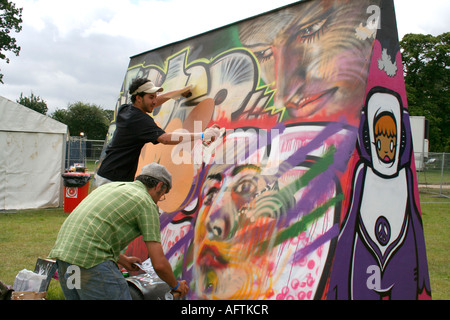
[49,180,160,269]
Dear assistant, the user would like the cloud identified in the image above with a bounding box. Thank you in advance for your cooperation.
[2,21,133,110]
[2,0,142,111]
[394,0,450,38]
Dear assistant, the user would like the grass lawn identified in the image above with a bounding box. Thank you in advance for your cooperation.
[0,191,448,300]
[419,191,450,300]
[0,208,67,300]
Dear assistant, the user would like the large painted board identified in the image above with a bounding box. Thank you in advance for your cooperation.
[107,0,431,300]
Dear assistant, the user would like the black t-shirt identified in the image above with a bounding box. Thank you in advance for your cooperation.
[97,104,166,182]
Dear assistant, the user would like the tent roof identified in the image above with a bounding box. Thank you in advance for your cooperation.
[0,96,67,134]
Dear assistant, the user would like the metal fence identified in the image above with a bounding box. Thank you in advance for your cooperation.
[415,152,450,197]
[85,140,106,162]
[65,138,105,171]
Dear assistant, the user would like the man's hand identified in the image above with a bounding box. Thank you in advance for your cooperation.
[203,126,221,142]
[173,280,189,298]
[118,254,142,272]
[181,88,192,98]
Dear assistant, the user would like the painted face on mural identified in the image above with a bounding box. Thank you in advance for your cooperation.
[374,113,397,164]
[366,91,403,177]
[239,0,374,122]
[193,159,293,299]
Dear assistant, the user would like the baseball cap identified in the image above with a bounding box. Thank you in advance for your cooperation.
[131,81,163,95]
[139,162,172,190]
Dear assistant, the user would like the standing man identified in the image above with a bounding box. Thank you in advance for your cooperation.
[95,77,220,187]
[49,163,189,300]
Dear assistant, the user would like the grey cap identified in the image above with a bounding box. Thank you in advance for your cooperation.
[139,162,172,190]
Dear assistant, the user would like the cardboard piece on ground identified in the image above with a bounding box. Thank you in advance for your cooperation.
[11,291,46,300]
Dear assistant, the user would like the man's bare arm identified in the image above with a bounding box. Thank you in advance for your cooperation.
[145,241,189,296]
[155,85,192,107]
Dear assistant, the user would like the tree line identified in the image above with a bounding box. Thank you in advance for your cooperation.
[400,32,449,152]
[16,93,114,140]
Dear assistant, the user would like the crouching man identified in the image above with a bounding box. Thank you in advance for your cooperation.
[49,162,189,300]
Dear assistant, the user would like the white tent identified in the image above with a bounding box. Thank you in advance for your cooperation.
[0,96,68,210]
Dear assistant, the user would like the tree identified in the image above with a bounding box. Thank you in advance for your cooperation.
[17,92,48,115]
[0,0,23,84]
[51,102,110,140]
[104,109,114,123]
[400,32,450,152]
[51,108,68,123]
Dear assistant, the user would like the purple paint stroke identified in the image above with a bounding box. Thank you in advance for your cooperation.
[281,167,336,227]
[290,223,340,264]
[275,121,352,179]
[278,122,357,227]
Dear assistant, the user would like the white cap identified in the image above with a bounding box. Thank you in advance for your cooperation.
[131,81,163,95]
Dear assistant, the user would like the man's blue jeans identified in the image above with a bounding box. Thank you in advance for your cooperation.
[56,260,132,300]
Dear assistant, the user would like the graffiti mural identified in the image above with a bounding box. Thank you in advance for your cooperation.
[106,0,431,299]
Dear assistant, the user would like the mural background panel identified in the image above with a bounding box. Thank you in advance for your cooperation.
[100,0,431,300]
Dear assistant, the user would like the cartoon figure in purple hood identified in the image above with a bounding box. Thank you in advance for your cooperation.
[327,86,431,300]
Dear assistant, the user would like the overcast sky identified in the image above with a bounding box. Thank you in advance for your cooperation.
[1,0,449,114]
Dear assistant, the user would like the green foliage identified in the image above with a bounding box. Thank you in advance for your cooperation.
[51,102,110,140]
[0,0,23,84]
[16,92,48,115]
[400,32,450,152]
